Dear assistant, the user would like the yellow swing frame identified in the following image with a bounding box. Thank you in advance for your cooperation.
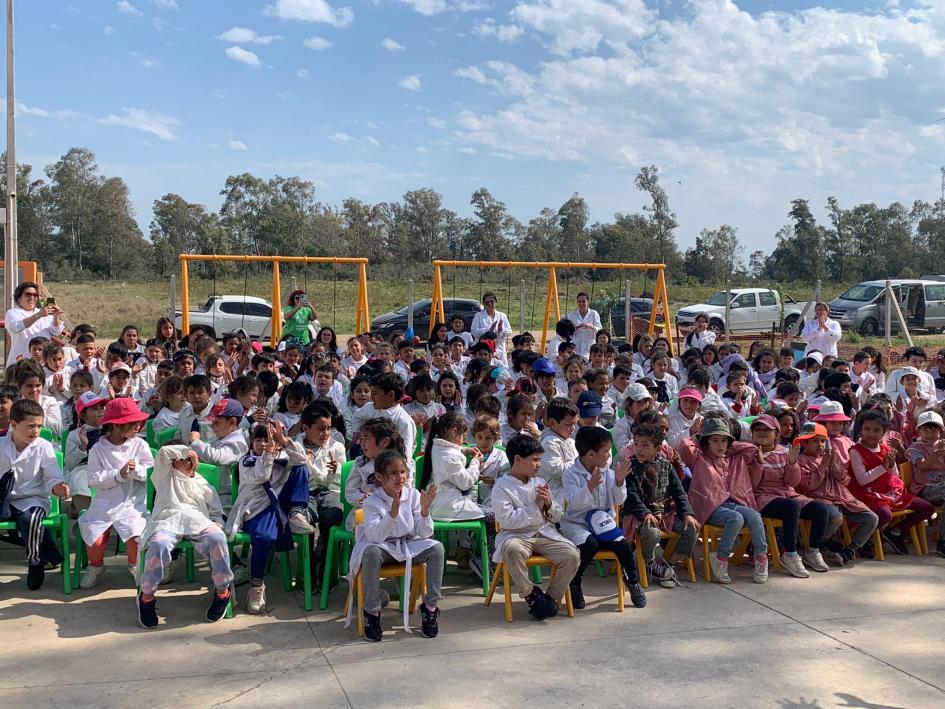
[179,255,371,348]
[429,260,672,354]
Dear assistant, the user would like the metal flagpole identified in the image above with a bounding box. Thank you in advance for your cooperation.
[4,0,17,323]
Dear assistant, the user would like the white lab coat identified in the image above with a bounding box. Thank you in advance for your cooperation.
[79,437,154,544]
[537,427,578,503]
[0,435,63,513]
[64,425,96,497]
[560,458,627,546]
[226,442,307,540]
[476,447,510,507]
[567,308,602,359]
[152,406,181,436]
[301,437,347,492]
[43,366,72,404]
[4,307,64,367]
[801,319,842,357]
[491,474,572,562]
[351,402,417,474]
[470,309,512,362]
[427,438,483,521]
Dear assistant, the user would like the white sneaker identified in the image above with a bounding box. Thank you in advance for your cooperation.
[709,555,732,584]
[753,555,769,584]
[803,548,830,573]
[779,552,810,578]
[246,582,267,614]
[79,563,106,589]
[288,514,316,535]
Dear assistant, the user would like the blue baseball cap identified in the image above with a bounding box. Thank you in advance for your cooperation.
[209,398,244,420]
[577,391,603,418]
[532,357,557,376]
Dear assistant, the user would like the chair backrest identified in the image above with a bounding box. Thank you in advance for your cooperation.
[414,455,424,488]
[55,450,63,470]
[339,459,355,518]
[40,427,53,442]
[899,462,912,488]
[60,429,69,457]
[145,419,156,448]
[155,426,180,448]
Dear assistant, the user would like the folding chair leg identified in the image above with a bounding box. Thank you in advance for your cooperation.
[615,560,625,613]
[60,515,72,595]
[872,529,886,561]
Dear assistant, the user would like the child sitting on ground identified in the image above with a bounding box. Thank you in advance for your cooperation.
[562,425,646,609]
[0,399,70,589]
[491,434,580,621]
[906,410,945,557]
[64,392,108,513]
[136,446,234,628]
[78,398,154,588]
[622,423,699,588]
[346,449,443,641]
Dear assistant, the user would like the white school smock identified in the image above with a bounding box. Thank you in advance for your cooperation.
[801,319,842,357]
[64,425,97,497]
[4,306,65,367]
[470,309,512,362]
[567,307,603,359]
[476,447,510,507]
[79,437,154,544]
[141,446,224,544]
[491,474,572,562]
[226,443,307,540]
[537,427,578,504]
[351,402,417,474]
[179,401,213,443]
[559,459,627,546]
[152,406,181,435]
[427,438,484,521]
[43,366,72,404]
[301,436,347,492]
[0,435,63,513]
[684,330,716,351]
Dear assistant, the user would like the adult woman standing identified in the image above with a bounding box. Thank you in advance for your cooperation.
[282,289,317,345]
[566,292,602,359]
[470,291,511,363]
[5,281,65,366]
[801,302,842,357]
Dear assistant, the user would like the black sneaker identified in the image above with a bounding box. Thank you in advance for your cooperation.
[137,593,158,629]
[363,611,383,642]
[628,582,647,608]
[839,547,856,565]
[540,592,559,618]
[936,540,945,559]
[568,581,586,610]
[526,586,549,621]
[859,540,875,559]
[882,528,909,555]
[26,563,45,591]
[206,590,231,623]
[419,604,439,638]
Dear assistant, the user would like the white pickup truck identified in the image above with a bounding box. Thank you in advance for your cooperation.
[675,288,809,334]
[174,295,321,341]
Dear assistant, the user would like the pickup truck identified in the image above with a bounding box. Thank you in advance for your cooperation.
[174,295,321,341]
[675,288,808,334]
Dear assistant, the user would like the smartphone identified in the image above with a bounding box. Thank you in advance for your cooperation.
[46,297,56,307]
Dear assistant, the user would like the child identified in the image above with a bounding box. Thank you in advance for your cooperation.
[78,398,154,588]
[0,384,19,436]
[905,410,945,557]
[848,409,934,555]
[562,426,645,609]
[190,398,251,509]
[405,374,446,431]
[749,415,834,575]
[500,394,539,444]
[428,345,450,381]
[612,383,654,451]
[351,373,417,475]
[42,342,71,404]
[134,338,165,399]
[538,397,579,503]
[472,415,509,516]
[607,365,631,410]
[152,376,186,436]
[340,339,369,378]
[343,418,406,530]
[794,422,878,565]
[343,374,372,440]
[722,371,759,418]
[678,416,769,584]
[394,340,415,384]
[204,353,229,394]
[273,381,314,437]
[585,368,617,428]
[136,446,234,628]
[649,354,678,403]
[449,313,473,349]
[622,423,699,588]
[576,391,604,429]
[64,391,108,513]
[436,371,463,414]
[61,369,94,431]
[491,434,580,620]
[0,399,70,589]
[140,361,174,417]
[346,449,443,641]
[227,422,313,613]
[179,374,215,444]
[103,362,136,400]
[14,359,63,435]
[666,388,702,447]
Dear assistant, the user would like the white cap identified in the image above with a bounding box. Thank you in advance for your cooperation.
[898,366,922,379]
[917,410,944,429]
[806,351,823,365]
[625,383,653,402]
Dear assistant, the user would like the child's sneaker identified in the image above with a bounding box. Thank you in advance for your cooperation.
[936,539,945,559]
[80,563,106,589]
[363,611,383,642]
[568,580,586,609]
[525,586,550,620]
[539,592,559,618]
[26,563,45,591]
[651,559,680,588]
[246,582,267,614]
[839,547,857,565]
[709,555,732,584]
[137,593,158,629]
[802,548,829,572]
[206,589,231,623]
[161,553,185,585]
[881,528,909,555]
[469,554,483,580]
[232,563,250,586]
[779,552,810,578]
[627,582,647,608]
[753,555,769,584]
[419,604,439,638]
[288,513,316,535]
[859,540,875,559]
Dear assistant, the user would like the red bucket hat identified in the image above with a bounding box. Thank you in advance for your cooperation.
[99,398,149,427]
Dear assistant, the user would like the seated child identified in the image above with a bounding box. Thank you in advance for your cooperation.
[152,376,186,435]
[140,361,174,417]
[500,394,540,444]
[190,398,251,509]
[350,372,417,475]
[346,449,444,641]
[612,383,654,451]
[0,399,70,589]
[133,338,165,399]
[585,368,617,428]
[78,398,154,588]
[102,362,136,400]
[561,426,645,609]
[42,342,71,404]
[405,374,446,432]
[472,415,510,517]
[64,392,108,512]
[273,381,314,438]
[622,423,699,588]
[179,374,215,444]
[491,434,580,620]
[343,418,406,530]
[906,410,945,557]
[136,446,234,628]
[61,369,94,431]
[537,397,579,503]
[13,359,63,435]
[226,422,312,613]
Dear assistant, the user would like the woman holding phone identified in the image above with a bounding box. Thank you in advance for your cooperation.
[4,281,65,366]
[282,289,317,345]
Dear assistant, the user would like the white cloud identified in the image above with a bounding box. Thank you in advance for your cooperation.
[454,65,487,83]
[225,46,262,66]
[100,107,179,140]
[303,35,333,50]
[140,56,159,68]
[510,0,653,55]
[400,0,447,15]
[330,132,353,143]
[399,74,422,91]
[14,102,81,120]
[427,116,447,129]
[104,25,115,35]
[263,0,354,28]
[381,38,406,52]
[116,1,142,16]
[455,1,490,10]
[473,17,523,43]
[228,140,248,151]
[458,146,478,154]
[297,68,311,79]
[217,27,282,45]
[366,136,381,147]
[151,0,178,9]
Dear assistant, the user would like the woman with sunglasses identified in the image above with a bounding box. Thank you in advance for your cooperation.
[5,281,65,366]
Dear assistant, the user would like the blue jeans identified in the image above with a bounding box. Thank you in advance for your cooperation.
[706,501,767,557]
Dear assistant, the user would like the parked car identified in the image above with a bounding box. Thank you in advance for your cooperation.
[676,288,808,333]
[607,297,664,338]
[829,279,945,335]
[370,298,482,341]
[174,295,320,342]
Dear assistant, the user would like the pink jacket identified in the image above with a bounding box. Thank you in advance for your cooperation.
[678,438,761,524]
[750,446,814,510]
[795,451,869,513]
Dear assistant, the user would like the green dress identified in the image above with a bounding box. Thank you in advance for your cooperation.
[282,305,314,344]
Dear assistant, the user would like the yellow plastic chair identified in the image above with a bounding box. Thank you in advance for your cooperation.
[699,524,752,581]
[634,529,697,588]
[896,463,926,555]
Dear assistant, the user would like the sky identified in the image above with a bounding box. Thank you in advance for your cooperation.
[8,0,945,253]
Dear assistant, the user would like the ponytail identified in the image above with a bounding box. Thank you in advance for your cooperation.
[420,412,468,490]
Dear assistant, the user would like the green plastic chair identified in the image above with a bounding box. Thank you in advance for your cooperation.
[40,427,54,442]
[319,460,356,610]
[60,429,70,457]
[145,420,156,448]
[155,426,180,448]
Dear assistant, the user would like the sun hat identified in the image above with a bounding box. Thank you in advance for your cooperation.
[898,366,922,380]
[577,391,603,418]
[677,387,703,403]
[917,410,944,429]
[625,383,653,402]
[699,417,734,440]
[750,414,781,435]
[795,421,828,442]
[813,401,851,422]
[75,391,108,416]
[806,352,824,365]
[208,398,245,421]
[99,397,149,427]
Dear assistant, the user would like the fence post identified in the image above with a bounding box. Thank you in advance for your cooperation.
[520,279,526,334]
[624,279,632,344]
[889,283,913,347]
[885,280,892,347]
[169,274,177,320]
[407,279,414,334]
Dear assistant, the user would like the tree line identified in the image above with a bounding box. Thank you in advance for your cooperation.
[4,147,945,286]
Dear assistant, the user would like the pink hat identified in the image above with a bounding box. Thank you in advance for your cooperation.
[750,414,781,435]
[813,400,851,422]
[99,397,149,427]
[75,391,108,416]
[678,387,703,403]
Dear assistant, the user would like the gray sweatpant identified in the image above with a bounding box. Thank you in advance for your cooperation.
[361,543,444,613]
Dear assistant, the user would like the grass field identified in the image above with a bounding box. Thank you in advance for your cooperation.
[45,275,945,351]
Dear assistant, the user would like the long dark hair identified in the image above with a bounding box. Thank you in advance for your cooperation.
[419,412,469,490]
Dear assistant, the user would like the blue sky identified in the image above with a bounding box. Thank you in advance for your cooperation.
[9,0,945,253]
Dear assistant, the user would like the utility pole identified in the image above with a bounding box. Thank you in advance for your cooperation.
[4,0,16,319]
